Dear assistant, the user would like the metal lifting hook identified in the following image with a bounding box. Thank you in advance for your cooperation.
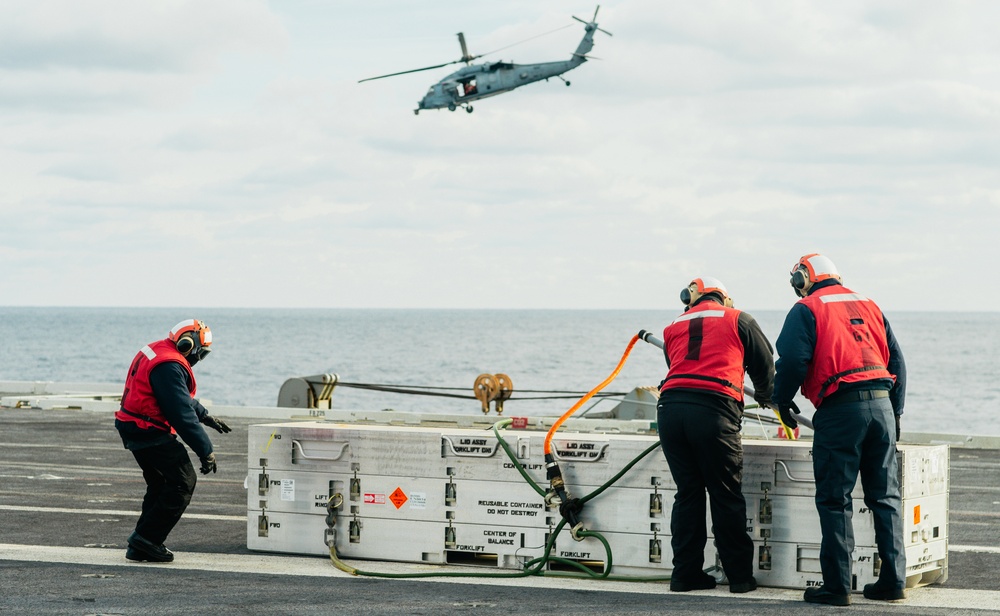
[473,373,515,414]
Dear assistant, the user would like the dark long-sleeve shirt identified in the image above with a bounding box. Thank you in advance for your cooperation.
[116,361,214,458]
[773,280,906,415]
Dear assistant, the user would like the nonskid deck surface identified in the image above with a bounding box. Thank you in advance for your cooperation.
[1,407,999,615]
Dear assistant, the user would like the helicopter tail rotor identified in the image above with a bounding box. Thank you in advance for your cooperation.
[572,5,613,37]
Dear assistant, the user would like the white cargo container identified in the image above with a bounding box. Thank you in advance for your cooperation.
[246,420,948,590]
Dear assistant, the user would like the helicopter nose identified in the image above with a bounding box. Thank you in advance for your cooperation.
[419,94,438,109]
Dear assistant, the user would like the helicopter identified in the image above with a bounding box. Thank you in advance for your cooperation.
[359,6,611,115]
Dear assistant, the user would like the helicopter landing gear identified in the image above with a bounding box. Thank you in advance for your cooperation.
[414,109,419,115]
[556,75,571,87]
[465,105,474,113]
[565,81,571,86]
[448,103,457,111]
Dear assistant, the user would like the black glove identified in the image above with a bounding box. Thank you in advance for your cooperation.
[754,397,774,410]
[201,415,231,434]
[894,414,901,441]
[777,401,800,430]
[199,452,217,474]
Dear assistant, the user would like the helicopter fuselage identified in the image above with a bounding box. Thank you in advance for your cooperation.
[381,9,606,114]
[417,57,587,112]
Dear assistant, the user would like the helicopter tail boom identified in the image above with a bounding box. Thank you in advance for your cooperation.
[571,5,611,61]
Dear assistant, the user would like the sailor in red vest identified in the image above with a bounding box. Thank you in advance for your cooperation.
[115,319,232,563]
[773,254,907,605]
[657,277,774,594]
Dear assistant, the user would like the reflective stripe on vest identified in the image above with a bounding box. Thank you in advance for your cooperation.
[819,292,869,304]
[672,309,727,323]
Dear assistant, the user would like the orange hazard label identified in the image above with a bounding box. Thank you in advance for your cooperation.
[389,487,408,509]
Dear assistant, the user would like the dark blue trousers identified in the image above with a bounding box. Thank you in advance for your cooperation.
[812,396,906,594]
[131,439,198,545]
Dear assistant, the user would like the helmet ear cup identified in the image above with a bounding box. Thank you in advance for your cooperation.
[791,268,808,291]
[680,286,692,306]
[175,332,195,355]
[791,267,813,298]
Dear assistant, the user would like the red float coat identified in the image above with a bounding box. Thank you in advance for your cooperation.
[798,285,894,407]
[660,301,746,402]
[116,339,196,432]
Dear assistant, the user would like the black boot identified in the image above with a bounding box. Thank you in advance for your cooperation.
[729,577,757,593]
[126,531,175,563]
[670,572,717,592]
[863,583,906,601]
[804,585,851,606]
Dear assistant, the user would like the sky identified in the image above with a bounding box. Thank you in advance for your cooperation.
[2,0,999,311]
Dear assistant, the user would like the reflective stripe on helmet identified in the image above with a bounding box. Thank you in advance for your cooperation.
[170,319,197,337]
[793,253,841,284]
[692,276,729,298]
[168,319,212,348]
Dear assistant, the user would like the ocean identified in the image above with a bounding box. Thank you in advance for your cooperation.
[1,307,997,435]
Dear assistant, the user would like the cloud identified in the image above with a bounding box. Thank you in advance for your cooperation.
[1,0,284,72]
[0,0,286,112]
[2,1,1000,310]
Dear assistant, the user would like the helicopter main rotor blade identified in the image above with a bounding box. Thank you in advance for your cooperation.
[458,32,472,63]
[479,23,573,57]
[358,61,462,83]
